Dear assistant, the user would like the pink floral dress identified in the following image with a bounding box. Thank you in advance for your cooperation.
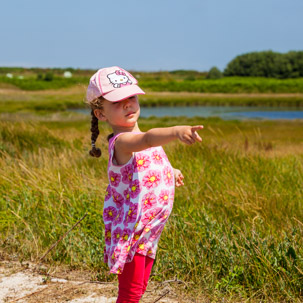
[103,132,175,274]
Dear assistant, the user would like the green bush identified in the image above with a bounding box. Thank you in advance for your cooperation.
[36,73,43,81]
[224,50,303,78]
[44,72,54,81]
[206,66,223,79]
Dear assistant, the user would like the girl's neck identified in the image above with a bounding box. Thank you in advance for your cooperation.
[112,122,141,136]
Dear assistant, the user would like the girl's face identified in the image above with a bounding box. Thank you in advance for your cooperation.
[97,95,140,129]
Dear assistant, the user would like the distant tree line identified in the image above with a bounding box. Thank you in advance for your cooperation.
[1,50,303,80]
[223,51,303,78]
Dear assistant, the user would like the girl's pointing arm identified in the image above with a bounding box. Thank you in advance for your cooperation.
[115,125,203,154]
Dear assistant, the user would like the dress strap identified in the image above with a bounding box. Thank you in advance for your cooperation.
[108,133,125,161]
[108,131,144,164]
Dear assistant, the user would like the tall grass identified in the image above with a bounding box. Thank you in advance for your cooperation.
[0,118,303,301]
[140,77,303,93]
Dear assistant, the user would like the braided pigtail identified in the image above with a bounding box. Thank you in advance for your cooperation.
[89,110,102,157]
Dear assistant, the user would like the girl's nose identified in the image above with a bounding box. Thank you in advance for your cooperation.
[123,99,131,108]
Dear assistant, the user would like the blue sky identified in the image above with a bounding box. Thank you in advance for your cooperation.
[0,0,302,71]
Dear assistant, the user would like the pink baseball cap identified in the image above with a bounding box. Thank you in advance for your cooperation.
[86,66,145,102]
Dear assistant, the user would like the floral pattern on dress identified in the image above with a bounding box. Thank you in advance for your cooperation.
[169,188,175,207]
[159,209,170,222]
[121,242,131,257]
[123,202,138,225]
[132,229,143,245]
[147,248,153,257]
[150,225,164,241]
[121,228,132,243]
[105,185,112,201]
[121,164,133,184]
[110,246,121,264]
[143,224,152,233]
[141,207,162,225]
[158,189,170,205]
[111,188,124,208]
[163,166,174,186]
[123,188,131,205]
[104,223,112,245]
[137,237,148,254]
[142,192,157,212]
[129,179,141,198]
[112,227,123,244]
[109,171,121,187]
[134,153,151,172]
[113,207,124,226]
[103,206,117,222]
[142,170,161,189]
[151,150,163,165]
[103,134,175,275]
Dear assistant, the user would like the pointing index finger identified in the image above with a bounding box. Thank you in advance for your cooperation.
[191,125,204,132]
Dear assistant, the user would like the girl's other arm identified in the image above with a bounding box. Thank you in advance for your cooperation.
[173,168,184,187]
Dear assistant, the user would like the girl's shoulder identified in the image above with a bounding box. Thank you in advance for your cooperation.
[108,132,145,167]
[108,131,143,153]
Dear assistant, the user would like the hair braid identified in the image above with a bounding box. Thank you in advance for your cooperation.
[89,110,102,157]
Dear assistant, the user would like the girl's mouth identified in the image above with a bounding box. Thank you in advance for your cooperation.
[126,112,135,117]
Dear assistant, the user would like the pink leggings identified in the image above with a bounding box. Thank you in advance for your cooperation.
[116,253,154,303]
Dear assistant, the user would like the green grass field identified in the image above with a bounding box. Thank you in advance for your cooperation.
[1,69,303,94]
[1,111,302,302]
[1,85,303,114]
[2,68,303,111]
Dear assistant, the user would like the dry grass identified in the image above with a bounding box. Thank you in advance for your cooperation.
[0,115,303,302]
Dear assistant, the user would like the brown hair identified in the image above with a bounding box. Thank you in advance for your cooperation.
[86,96,113,157]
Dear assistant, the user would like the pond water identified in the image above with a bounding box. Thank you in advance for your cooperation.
[72,106,303,120]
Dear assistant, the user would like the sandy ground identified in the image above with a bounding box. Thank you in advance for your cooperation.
[0,261,194,303]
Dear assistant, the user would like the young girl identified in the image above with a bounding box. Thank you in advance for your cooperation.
[86,66,203,303]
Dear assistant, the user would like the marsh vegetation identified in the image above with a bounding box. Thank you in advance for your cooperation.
[0,67,303,301]
[0,112,302,301]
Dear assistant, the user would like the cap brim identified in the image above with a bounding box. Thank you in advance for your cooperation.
[103,85,145,102]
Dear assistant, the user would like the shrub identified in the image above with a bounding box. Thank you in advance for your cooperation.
[206,66,223,79]
[224,50,303,78]
[36,73,43,81]
[44,72,54,81]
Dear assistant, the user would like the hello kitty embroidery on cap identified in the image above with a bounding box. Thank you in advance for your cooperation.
[107,70,132,88]
[86,66,145,102]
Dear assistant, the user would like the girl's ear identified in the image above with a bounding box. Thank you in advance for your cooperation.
[94,109,107,121]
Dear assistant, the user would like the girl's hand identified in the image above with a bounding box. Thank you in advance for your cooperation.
[173,168,184,187]
[174,125,203,145]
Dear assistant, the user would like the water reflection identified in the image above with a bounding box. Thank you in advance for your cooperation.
[72,106,303,120]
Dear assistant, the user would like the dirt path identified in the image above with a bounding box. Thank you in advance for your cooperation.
[0,261,193,303]
[1,86,303,98]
